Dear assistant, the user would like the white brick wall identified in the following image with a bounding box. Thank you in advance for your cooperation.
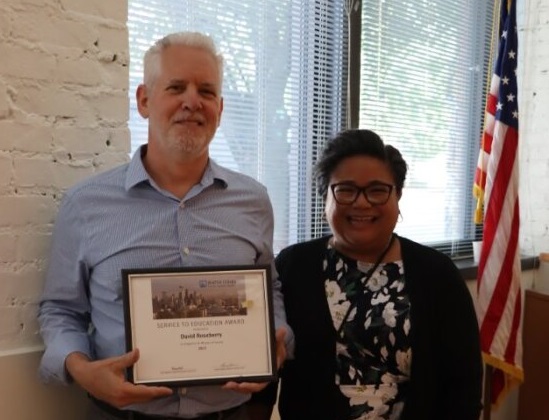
[519,0,549,257]
[0,0,129,354]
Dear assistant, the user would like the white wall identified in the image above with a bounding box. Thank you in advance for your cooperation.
[0,0,546,419]
[519,0,549,258]
[0,0,129,418]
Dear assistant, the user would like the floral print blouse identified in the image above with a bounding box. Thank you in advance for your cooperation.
[324,242,412,420]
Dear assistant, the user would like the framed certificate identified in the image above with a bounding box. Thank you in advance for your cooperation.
[122,265,277,387]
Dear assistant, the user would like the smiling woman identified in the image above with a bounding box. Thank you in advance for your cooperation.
[323,154,400,262]
[251,129,483,420]
[315,130,406,262]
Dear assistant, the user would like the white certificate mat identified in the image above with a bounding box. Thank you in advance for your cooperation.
[122,265,276,386]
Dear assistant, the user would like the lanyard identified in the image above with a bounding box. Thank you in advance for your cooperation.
[335,233,396,337]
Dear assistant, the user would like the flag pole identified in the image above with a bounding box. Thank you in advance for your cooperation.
[483,363,493,420]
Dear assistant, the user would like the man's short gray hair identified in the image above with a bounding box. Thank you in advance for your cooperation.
[143,32,224,87]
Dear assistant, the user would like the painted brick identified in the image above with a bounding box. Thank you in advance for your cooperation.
[53,162,96,189]
[0,196,56,227]
[0,269,45,304]
[0,44,56,80]
[13,157,56,188]
[0,236,17,262]
[89,92,129,123]
[11,11,97,50]
[20,303,41,339]
[0,0,129,355]
[1,0,59,7]
[53,126,129,155]
[100,57,130,89]
[107,127,131,153]
[97,25,129,55]
[55,56,104,86]
[92,152,130,172]
[59,0,127,22]
[14,157,95,190]
[53,126,109,154]
[519,1,549,256]
[0,307,22,342]
[0,154,12,187]
[16,233,52,262]
[0,121,52,153]
[0,300,42,348]
[0,7,11,38]
[0,80,9,118]
[14,84,93,120]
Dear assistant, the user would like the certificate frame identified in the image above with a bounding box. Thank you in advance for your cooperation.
[122,264,277,387]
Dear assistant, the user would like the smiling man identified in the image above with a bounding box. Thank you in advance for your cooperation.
[136,39,224,200]
[38,32,293,420]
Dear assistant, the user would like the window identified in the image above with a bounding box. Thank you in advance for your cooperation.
[128,1,494,257]
[128,0,346,253]
[357,0,494,256]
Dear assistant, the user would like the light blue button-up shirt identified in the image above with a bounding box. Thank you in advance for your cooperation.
[38,146,293,417]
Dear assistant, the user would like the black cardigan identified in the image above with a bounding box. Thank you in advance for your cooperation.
[256,235,482,420]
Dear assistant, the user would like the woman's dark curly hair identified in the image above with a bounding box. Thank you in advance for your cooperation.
[314,129,408,199]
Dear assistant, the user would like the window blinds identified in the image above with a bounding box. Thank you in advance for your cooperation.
[358,0,494,256]
[128,0,346,253]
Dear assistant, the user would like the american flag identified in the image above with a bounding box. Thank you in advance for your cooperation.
[473,0,523,406]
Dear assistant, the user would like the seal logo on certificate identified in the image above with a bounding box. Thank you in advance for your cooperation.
[122,265,276,386]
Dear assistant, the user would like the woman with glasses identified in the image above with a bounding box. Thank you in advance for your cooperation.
[250,129,482,420]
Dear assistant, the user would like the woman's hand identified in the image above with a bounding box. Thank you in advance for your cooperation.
[222,327,286,393]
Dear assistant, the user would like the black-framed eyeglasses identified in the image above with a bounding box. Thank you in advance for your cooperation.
[330,182,395,205]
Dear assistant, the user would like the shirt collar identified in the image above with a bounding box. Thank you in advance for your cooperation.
[125,145,228,191]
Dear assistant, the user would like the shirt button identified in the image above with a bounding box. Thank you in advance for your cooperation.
[183,247,190,255]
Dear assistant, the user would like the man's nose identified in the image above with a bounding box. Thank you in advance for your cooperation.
[181,87,202,111]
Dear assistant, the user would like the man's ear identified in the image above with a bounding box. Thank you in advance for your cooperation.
[136,84,150,118]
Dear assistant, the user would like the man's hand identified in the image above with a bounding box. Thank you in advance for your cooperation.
[223,327,287,393]
[65,349,173,408]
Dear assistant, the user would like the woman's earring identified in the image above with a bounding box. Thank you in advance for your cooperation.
[398,210,403,223]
